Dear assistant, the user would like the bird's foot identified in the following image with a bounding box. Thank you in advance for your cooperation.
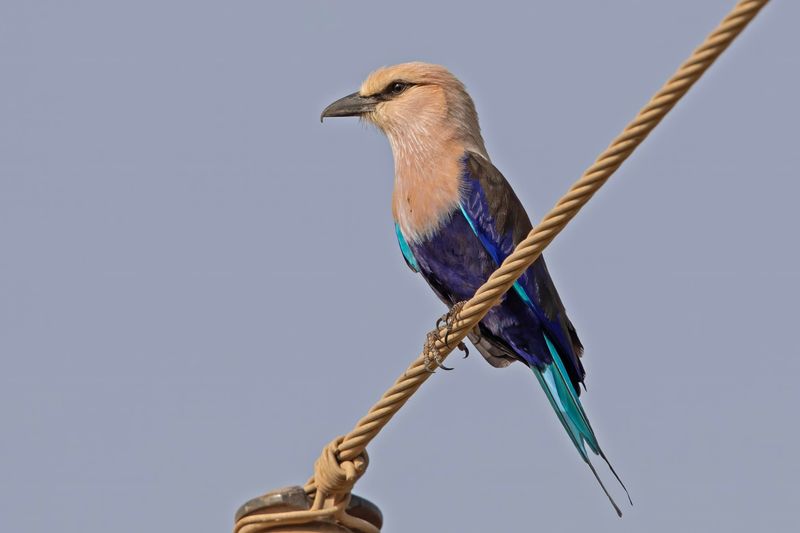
[423,331,453,372]
[424,301,470,372]
[435,301,470,359]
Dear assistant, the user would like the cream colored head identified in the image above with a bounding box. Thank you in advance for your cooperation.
[321,62,490,241]
[322,62,488,159]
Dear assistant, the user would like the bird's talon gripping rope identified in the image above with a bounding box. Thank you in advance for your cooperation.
[424,301,469,371]
[423,331,454,372]
[441,301,467,347]
[423,331,439,372]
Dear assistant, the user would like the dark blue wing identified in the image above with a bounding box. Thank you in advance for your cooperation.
[459,152,586,390]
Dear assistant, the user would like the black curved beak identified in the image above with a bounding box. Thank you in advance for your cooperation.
[320,92,379,123]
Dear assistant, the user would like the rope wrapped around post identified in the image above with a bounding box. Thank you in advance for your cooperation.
[310,437,369,509]
[234,1,769,531]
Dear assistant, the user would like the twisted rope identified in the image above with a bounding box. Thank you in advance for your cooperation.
[235,1,769,531]
[311,437,369,509]
[329,0,769,465]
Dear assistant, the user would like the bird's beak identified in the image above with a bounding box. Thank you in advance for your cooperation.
[320,92,379,122]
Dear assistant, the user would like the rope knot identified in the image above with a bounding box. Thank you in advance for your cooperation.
[313,436,369,498]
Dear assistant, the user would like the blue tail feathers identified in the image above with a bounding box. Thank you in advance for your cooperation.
[454,200,630,513]
[531,334,631,516]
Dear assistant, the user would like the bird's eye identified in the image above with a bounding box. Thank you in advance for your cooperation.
[389,82,408,95]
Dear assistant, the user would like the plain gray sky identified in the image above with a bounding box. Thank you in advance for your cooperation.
[1,1,798,532]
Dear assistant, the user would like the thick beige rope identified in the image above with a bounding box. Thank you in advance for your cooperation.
[235,1,769,531]
[329,0,769,465]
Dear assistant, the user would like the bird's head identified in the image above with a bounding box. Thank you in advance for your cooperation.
[321,62,487,158]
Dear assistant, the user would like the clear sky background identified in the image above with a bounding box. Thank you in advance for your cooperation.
[2,1,798,532]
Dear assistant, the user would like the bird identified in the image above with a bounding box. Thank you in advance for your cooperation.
[321,62,630,515]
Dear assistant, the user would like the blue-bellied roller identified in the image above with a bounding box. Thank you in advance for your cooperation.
[321,62,630,515]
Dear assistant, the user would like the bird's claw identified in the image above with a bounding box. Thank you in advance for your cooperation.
[423,331,452,372]
[458,340,469,359]
[423,301,469,372]
[440,301,468,354]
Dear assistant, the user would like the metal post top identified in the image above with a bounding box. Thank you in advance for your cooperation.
[236,486,383,531]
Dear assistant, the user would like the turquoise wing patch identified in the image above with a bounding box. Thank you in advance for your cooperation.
[459,203,530,304]
[395,222,419,273]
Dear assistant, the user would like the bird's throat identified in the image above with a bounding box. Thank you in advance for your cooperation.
[390,136,466,244]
